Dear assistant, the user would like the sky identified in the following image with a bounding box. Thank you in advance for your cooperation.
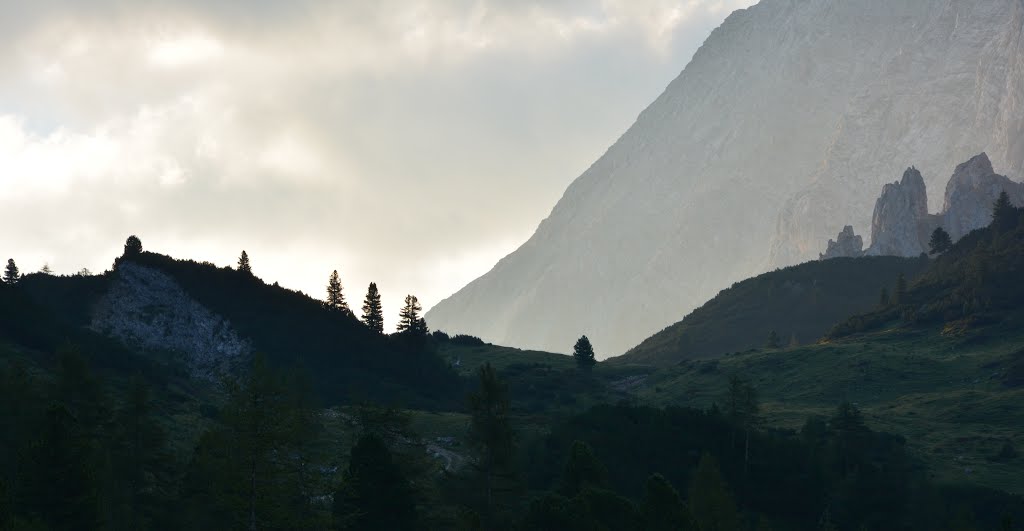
[0,0,756,331]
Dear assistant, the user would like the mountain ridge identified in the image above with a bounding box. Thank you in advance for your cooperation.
[428,0,1024,357]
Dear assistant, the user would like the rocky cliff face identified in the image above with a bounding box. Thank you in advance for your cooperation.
[822,153,1024,259]
[943,153,1024,240]
[91,262,250,380]
[820,226,864,260]
[427,0,1024,357]
[865,168,929,256]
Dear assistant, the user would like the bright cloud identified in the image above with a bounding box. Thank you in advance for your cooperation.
[0,0,756,330]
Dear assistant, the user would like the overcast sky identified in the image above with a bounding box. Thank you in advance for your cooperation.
[0,0,755,330]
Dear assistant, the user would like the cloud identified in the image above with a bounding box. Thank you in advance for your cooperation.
[0,0,755,330]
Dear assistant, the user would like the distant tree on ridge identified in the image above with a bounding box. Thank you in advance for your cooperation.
[396,295,427,336]
[237,251,252,275]
[572,335,596,370]
[362,283,384,334]
[325,270,350,314]
[3,259,19,285]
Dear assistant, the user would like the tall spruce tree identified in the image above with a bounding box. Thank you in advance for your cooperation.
[992,190,1017,232]
[332,433,417,530]
[361,283,384,334]
[397,295,426,335]
[572,335,597,370]
[688,453,741,531]
[468,363,514,524]
[928,227,952,255]
[237,251,252,275]
[3,259,19,285]
[325,270,350,314]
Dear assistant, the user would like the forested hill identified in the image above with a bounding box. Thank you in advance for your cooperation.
[12,249,462,410]
[614,255,930,366]
[828,194,1024,339]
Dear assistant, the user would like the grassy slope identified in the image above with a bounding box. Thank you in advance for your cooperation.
[614,256,930,366]
[630,314,1024,494]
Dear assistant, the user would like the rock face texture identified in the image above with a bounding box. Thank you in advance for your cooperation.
[820,226,864,260]
[91,262,250,380]
[865,168,929,257]
[427,0,1024,357]
[943,153,1024,240]
[821,153,1024,259]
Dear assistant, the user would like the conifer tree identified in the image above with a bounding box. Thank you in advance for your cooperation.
[361,283,384,334]
[325,270,350,314]
[894,273,907,305]
[333,433,417,530]
[725,375,760,471]
[468,363,514,524]
[572,335,596,370]
[560,440,608,496]
[928,227,952,255]
[124,235,143,257]
[643,473,694,531]
[992,190,1017,232]
[3,259,19,285]
[688,453,741,531]
[397,295,426,335]
[181,355,316,530]
[39,263,53,275]
[237,251,252,275]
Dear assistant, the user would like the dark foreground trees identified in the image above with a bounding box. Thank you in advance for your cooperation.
[181,355,320,530]
[332,433,417,530]
[929,227,952,255]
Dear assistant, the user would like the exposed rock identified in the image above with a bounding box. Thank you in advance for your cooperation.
[865,168,929,256]
[825,153,1024,259]
[91,262,250,380]
[428,0,1024,357]
[819,226,864,259]
[942,153,1024,240]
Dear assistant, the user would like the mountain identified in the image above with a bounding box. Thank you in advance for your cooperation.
[427,0,1024,357]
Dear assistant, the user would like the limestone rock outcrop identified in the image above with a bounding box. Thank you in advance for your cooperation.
[91,262,250,380]
[865,168,929,257]
[822,153,1024,260]
[819,226,864,260]
[943,153,1024,240]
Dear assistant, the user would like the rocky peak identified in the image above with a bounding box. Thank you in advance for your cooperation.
[823,154,1024,260]
[943,153,996,212]
[90,262,250,381]
[820,225,864,259]
[865,168,928,256]
[942,152,1024,240]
